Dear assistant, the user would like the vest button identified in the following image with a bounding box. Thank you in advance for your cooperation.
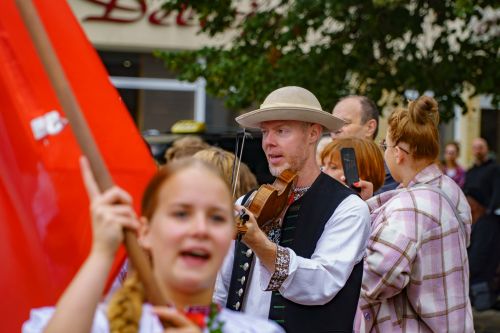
[243,263,249,271]
[238,288,243,296]
[234,301,241,310]
[240,276,246,285]
[246,249,252,257]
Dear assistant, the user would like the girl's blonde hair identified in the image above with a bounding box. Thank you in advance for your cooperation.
[193,147,258,198]
[164,135,210,163]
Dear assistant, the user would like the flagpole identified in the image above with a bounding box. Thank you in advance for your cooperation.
[14,0,169,312]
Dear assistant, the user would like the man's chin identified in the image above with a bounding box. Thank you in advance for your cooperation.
[269,164,290,177]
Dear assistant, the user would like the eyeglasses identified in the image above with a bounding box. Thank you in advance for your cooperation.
[379,139,410,154]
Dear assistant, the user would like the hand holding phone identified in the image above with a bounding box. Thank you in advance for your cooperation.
[340,147,360,193]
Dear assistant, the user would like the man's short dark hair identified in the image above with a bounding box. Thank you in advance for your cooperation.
[337,95,380,139]
[357,96,379,139]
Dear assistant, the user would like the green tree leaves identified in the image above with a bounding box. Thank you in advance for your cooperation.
[156,0,499,121]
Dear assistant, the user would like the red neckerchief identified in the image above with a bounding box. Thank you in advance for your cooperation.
[184,303,221,329]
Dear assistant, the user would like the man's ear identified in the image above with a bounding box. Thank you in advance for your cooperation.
[365,119,377,139]
[309,123,322,143]
[138,216,152,249]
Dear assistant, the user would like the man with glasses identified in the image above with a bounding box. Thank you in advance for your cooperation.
[331,96,398,193]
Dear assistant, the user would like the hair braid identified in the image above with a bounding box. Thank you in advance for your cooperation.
[107,271,145,333]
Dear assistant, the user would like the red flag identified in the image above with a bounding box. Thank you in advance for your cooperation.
[0,0,156,331]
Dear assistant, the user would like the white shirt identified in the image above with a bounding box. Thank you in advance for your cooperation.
[214,194,370,318]
[22,304,284,333]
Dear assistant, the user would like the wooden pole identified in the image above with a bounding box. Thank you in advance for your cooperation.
[14,0,169,310]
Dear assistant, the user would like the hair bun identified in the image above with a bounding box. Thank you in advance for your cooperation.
[408,95,439,126]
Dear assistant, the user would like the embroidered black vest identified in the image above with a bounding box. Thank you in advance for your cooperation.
[227,173,363,332]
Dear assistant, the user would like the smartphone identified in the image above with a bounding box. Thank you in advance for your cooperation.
[340,147,360,192]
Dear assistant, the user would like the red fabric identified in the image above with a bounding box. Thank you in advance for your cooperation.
[184,304,222,329]
[0,1,156,331]
[185,312,207,329]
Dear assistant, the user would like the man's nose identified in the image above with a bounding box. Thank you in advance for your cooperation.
[263,132,276,147]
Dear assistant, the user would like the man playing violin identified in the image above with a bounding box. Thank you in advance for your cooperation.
[214,86,370,333]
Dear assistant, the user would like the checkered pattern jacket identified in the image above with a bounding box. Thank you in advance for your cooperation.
[357,164,474,332]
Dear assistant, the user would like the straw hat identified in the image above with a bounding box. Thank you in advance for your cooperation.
[235,86,344,132]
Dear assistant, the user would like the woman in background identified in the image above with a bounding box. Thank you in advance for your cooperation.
[357,96,473,332]
[320,137,385,193]
[442,141,466,187]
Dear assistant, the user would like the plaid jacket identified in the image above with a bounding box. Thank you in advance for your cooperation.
[357,164,474,332]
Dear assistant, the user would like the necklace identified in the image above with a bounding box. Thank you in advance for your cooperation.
[290,185,310,202]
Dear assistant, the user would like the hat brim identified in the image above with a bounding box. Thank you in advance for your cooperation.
[235,106,345,132]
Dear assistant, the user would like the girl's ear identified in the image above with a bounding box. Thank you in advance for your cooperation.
[138,216,152,249]
[395,147,406,165]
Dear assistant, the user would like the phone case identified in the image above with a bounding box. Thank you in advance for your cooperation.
[340,147,360,190]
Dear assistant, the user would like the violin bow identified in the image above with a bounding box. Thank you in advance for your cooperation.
[231,129,252,199]
[14,0,170,315]
[231,129,253,240]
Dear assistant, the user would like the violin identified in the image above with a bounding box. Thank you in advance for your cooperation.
[236,169,297,240]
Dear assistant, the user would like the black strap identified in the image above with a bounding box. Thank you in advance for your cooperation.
[241,190,255,207]
[226,190,256,311]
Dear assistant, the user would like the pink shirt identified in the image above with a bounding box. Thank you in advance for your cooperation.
[443,164,466,188]
[357,164,473,332]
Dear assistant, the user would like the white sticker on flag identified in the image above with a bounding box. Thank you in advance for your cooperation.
[30,110,68,140]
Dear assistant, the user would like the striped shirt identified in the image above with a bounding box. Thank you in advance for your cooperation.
[357,164,474,332]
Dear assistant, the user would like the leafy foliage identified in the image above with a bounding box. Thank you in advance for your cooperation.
[156,0,499,121]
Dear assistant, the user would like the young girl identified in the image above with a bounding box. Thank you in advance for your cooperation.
[23,158,283,333]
